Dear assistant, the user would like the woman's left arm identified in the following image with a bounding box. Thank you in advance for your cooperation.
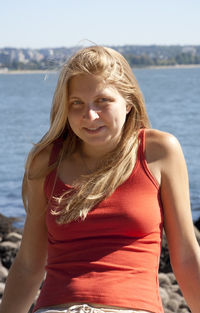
[160,133,200,313]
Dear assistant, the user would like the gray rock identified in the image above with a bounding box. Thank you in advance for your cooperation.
[0,241,19,269]
[194,225,200,245]
[0,241,20,250]
[0,214,16,237]
[166,298,179,312]
[194,215,200,231]
[169,290,183,302]
[170,284,182,294]
[159,232,172,273]
[166,272,176,284]
[5,232,22,243]
[159,272,171,288]
[164,309,173,313]
[179,297,190,308]
[0,262,8,281]
[159,286,169,306]
[0,282,5,296]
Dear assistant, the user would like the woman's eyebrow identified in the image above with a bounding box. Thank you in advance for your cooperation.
[68,95,81,100]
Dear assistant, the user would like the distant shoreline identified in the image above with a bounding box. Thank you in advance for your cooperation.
[0,69,57,74]
[1,64,200,74]
[142,64,200,70]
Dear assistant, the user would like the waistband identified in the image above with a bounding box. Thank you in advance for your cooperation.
[34,304,151,313]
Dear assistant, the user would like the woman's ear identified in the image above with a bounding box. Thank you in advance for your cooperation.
[126,104,132,114]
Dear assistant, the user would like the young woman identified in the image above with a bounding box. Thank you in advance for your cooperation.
[0,46,199,313]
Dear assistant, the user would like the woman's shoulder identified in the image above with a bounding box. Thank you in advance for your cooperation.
[144,128,185,173]
[145,128,178,143]
[145,128,181,154]
[28,143,54,179]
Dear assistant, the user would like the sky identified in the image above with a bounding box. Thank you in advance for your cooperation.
[1,0,200,49]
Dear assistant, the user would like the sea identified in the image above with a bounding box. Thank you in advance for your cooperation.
[0,67,200,227]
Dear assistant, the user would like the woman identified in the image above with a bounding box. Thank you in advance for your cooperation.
[0,46,199,313]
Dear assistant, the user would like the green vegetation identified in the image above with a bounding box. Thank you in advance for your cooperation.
[124,52,200,67]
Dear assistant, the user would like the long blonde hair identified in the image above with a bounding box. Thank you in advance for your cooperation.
[23,46,150,223]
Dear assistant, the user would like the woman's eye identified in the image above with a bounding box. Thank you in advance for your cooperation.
[98,98,109,103]
[70,100,83,108]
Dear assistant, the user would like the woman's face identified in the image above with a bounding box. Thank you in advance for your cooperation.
[67,74,130,155]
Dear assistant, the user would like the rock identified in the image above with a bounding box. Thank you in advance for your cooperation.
[194,225,200,245]
[0,241,19,269]
[0,214,17,237]
[170,284,182,294]
[164,309,173,313]
[159,231,172,273]
[5,232,22,243]
[159,273,171,288]
[194,215,200,231]
[166,298,179,312]
[0,241,20,250]
[166,272,176,284]
[0,282,5,296]
[0,261,8,281]
[169,290,183,303]
[159,287,169,306]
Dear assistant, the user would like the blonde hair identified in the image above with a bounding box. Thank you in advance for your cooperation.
[23,46,150,223]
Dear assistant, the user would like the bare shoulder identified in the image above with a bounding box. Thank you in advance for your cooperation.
[25,143,54,216]
[28,143,53,179]
[144,128,183,164]
[145,128,181,151]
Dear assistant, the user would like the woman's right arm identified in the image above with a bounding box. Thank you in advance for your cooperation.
[0,148,51,313]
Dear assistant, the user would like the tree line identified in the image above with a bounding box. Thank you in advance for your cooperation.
[124,52,200,67]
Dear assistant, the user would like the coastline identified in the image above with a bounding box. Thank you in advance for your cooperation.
[1,64,200,74]
[0,69,57,74]
[143,64,200,70]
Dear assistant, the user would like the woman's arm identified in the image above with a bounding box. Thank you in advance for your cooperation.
[0,148,51,313]
[148,130,200,313]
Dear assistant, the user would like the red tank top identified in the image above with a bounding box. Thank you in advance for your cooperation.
[34,129,164,313]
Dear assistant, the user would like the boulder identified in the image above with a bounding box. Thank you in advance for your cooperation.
[5,232,22,243]
[0,282,5,297]
[0,241,19,269]
[194,214,200,231]
[0,214,17,237]
[0,262,8,282]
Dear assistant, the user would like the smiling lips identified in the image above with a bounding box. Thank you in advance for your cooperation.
[83,126,105,134]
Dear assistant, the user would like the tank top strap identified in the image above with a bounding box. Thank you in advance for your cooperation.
[138,128,146,158]
[137,128,160,189]
[48,137,63,166]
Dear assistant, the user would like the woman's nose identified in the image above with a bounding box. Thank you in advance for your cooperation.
[83,104,100,120]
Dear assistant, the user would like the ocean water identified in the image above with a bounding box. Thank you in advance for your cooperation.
[0,68,200,225]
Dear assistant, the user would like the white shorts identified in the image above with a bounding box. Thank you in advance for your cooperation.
[34,303,151,313]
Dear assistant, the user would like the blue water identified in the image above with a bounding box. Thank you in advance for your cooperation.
[0,68,200,225]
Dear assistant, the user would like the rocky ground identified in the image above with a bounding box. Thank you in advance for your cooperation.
[0,212,200,313]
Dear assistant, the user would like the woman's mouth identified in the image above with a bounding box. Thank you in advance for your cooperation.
[83,126,105,134]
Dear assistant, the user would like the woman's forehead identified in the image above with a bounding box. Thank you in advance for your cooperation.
[68,74,117,97]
